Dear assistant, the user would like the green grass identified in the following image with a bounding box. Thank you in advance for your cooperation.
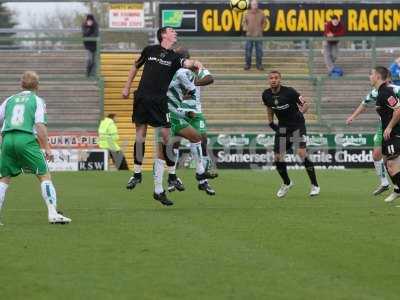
[0,169,400,300]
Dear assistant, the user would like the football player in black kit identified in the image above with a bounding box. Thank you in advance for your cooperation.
[122,27,203,206]
[371,66,400,203]
[262,70,320,198]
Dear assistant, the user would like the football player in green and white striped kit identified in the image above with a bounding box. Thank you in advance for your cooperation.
[346,84,400,199]
[166,48,216,195]
[0,71,71,225]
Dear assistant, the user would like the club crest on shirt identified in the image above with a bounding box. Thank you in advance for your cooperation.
[388,96,399,107]
[273,96,279,106]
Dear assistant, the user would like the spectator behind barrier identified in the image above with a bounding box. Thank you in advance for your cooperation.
[82,14,99,77]
[389,57,400,85]
[323,15,345,76]
[242,0,266,71]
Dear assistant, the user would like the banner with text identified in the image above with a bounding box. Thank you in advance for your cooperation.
[48,149,108,172]
[202,133,376,169]
[109,3,144,28]
[48,131,98,149]
[160,3,400,36]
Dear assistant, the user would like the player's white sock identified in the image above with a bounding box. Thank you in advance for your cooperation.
[40,180,58,217]
[0,182,9,213]
[168,149,179,175]
[374,159,390,186]
[190,142,205,174]
[134,164,142,174]
[153,159,165,194]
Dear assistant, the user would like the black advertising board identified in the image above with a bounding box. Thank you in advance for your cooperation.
[160,3,400,36]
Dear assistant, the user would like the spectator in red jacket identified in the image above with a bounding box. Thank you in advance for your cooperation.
[323,15,345,74]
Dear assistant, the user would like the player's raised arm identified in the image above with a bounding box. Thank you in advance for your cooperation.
[122,46,148,99]
[122,64,139,99]
[195,71,214,86]
[183,59,203,70]
[346,103,367,125]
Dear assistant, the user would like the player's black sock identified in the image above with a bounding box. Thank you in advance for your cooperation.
[391,173,400,193]
[162,144,175,167]
[168,173,177,181]
[134,142,145,165]
[388,174,400,193]
[275,161,291,185]
[304,157,318,186]
[201,139,208,156]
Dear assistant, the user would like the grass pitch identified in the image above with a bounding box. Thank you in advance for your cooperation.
[0,169,399,300]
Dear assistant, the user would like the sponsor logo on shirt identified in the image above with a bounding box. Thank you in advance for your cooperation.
[148,56,172,67]
[273,104,290,110]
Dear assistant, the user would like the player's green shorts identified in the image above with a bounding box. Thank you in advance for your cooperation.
[170,112,191,136]
[1,131,48,177]
[188,113,207,135]
[374,123,383,148]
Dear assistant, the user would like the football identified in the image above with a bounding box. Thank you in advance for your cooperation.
[230,0,249,11]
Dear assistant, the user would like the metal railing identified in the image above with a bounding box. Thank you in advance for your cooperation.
[0,34,104,129]
[0,33,396,132]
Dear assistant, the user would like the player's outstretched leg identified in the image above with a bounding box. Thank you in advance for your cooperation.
[198,180,215,196]
[384,177,400,203]
[372,147,390,195]
[201,134,218,178]
[153,130,174,206]
[298,148,320,197]
[167,142,185,192]
[127,124,147,190]
[153,156,173,206]
[0,179,9,225]
[39,175,71,224]
[383,156,400,203]
[274,159,293,198]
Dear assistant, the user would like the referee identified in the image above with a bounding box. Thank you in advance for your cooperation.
[371,66,400,203]
[122,26,203,206]
[262,70,320,198]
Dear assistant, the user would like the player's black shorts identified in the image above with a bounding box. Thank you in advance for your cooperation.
[132,92,171,128]
[382,136,400,160]
[274,123,307,154]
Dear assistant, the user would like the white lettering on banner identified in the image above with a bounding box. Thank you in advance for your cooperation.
[217,151,274,163]
[308,151,333,163]
[334,134,367,147]
[335,150,373,163]
[306,134,329,147]
[217,134,250,147]
[256,134,275,147]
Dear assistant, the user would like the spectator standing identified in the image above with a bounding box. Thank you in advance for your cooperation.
[82,14,99,77]
[389,57,400,85]
[242,0,266,71]
[323,15,345,75]
[98,114,129,170]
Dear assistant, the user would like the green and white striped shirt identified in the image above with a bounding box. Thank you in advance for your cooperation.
[167,68,212,116]
[362,84,400,107]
